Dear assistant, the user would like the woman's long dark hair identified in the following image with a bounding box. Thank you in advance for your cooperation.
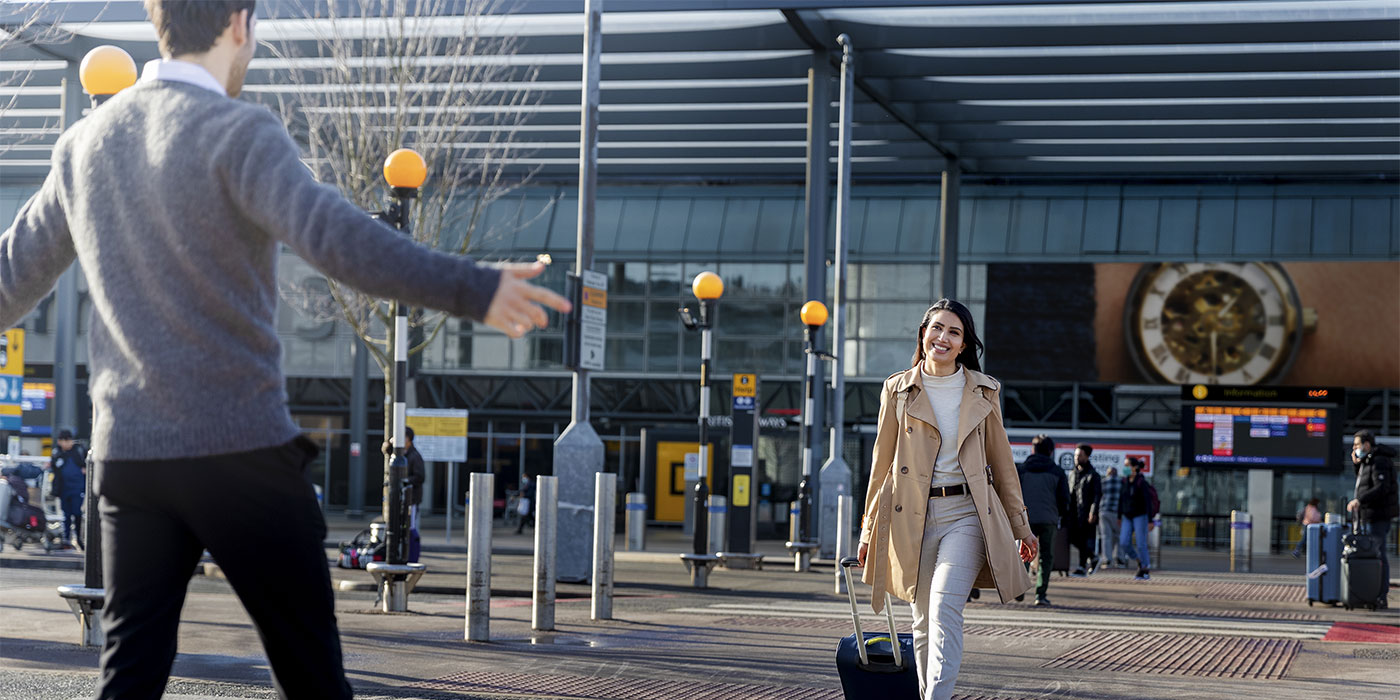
[912,298,983,372]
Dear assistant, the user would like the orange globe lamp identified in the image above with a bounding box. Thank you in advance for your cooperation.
[79,46,138,98]
[383,149,427,190]
[799,300,828,328]
[691,271,723,300]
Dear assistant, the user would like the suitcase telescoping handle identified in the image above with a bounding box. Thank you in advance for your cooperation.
[840,557,904,670]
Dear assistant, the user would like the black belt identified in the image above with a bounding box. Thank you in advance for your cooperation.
[929,483,967,498]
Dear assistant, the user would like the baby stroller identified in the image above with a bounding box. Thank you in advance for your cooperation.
[0,467,58,552]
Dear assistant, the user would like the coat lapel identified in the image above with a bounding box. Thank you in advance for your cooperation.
[955,367,993,455]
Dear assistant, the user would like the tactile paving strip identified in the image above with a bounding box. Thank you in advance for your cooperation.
[409,671,1029,700]
[1196,582,1306,602]
[971,600,1322,621]
[1043,633,1300,679]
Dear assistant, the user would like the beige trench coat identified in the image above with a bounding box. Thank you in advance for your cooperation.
[859,366,1035,610]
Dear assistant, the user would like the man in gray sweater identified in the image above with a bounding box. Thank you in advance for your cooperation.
[0,2,570,697]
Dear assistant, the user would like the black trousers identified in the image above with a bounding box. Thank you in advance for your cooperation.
[93,437,352,700]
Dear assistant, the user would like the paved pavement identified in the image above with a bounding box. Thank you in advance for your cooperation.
[2,515,1397,699]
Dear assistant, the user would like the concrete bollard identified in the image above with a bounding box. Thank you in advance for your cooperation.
[786,500,816,572]
[466,472,493,642]
[625,492,646,551]
[707,495,727,556]
[533,476,558,631]
[592,473,616,621]
[1230,510,1252,573]
[834,495,853,594]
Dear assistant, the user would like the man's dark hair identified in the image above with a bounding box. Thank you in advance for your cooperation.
[405,426,415,441]
[1076,443,1093,456]
[1032,434,1054,456]
[1355,429,1375,447]
[144,0,255,57]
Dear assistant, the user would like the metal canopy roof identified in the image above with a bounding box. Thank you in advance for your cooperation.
[1,0,1397,183]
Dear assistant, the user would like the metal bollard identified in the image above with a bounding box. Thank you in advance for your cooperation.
[1230,510,1252,573]
[592,473,616,620]
[625,492,646,551]
[834,495,853,594]
[533,476,558,631]
[707,495,727,556]
[466,472,493,642]
[789,500,812,572]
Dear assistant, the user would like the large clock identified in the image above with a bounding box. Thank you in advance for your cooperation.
[1124,262,1309,386]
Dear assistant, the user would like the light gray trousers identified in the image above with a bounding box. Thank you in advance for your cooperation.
[909,492,986,700]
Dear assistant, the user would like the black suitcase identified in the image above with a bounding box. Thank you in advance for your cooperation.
[836,558,919,699]
[1052,527,1071,575]
[1341,521,1387,611]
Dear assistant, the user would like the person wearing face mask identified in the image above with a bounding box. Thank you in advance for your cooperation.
[1119,457,1158,581]
[857,298,1037,700]
[1347,430,1397,606]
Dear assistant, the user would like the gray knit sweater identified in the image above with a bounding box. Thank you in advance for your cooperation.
[0,81,501,461]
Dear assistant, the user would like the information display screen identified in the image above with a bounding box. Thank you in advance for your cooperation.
[1183,404,1336,470]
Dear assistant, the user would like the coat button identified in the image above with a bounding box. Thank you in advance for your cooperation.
[894,505,903,513]
[900,466,908,474]
[906,426,912,433]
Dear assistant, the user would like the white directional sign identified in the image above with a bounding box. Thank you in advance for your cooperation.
[579,270,607,371]
[405,408,469,463]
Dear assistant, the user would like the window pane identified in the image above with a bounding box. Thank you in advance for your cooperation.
[716,301,786,336]
[861,339,912,377]
[715,339,785,374]
[855,301,925,339]
[719,263,788,298]
[610,261,647,296]
[532,335,564,370]
[649,301,681,334]
[857,264,933,299]
[607,338,644,371]
[650,263,682,297]
[608,300,646,335]
[647,332,678,372]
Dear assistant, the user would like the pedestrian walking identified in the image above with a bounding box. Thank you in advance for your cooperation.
[1119,457,1158,580]
[1291,498,1322,558]
[857,298,1037,700]
[514,474,535,534]
[0,2,571,697]
[1018,434,1069,605]
[1097,466,1124,567]
[1347,430,1397,607]
[49,429,87,550]
[404,427,425,562]
[1068,443,1101,576]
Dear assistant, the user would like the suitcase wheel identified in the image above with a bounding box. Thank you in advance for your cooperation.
[1307,600,1313,607]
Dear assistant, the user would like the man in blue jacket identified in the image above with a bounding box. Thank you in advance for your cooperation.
[49,429,87,549]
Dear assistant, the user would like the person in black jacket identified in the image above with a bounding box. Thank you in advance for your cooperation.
[1118,457,1156,581]
[1017,434,1069,606]
[404,428,426,561]
[1348,430,1397,607]
[1068,444,1102,577]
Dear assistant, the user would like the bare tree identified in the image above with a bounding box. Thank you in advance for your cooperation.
[0,2,86,158]
[255,0,545,471]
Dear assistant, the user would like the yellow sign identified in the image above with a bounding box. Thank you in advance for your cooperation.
[582,287,607,308]
[732,373,756,398]
[653,440,713,523]
[404,408,469,462]
[732,474,751,508]
[0,329,22,375]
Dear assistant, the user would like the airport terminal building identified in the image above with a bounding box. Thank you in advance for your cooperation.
[1,1,1396,552]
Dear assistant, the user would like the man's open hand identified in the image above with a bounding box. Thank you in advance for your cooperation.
[483,262,573,338]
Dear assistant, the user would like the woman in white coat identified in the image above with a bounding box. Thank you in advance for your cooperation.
[857,298,1038,700]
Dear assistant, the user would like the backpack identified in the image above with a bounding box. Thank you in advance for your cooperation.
[1145,481,1160,519]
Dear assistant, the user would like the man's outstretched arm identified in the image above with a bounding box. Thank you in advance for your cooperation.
[0,169,75,330]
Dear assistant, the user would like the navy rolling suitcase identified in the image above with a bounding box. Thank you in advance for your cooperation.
[1305,522,1343,606]
[1341,521,1387,611]
[836,558,919,699]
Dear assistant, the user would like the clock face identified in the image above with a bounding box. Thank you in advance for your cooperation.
[1125,262,1302,386]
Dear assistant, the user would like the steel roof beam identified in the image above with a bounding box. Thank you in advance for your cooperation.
[781,9,968,169]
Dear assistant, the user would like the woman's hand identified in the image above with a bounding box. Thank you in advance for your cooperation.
[1019,534,1039,563]
[857,541,869,567]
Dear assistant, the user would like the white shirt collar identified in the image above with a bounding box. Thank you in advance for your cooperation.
[138,59,228,97]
